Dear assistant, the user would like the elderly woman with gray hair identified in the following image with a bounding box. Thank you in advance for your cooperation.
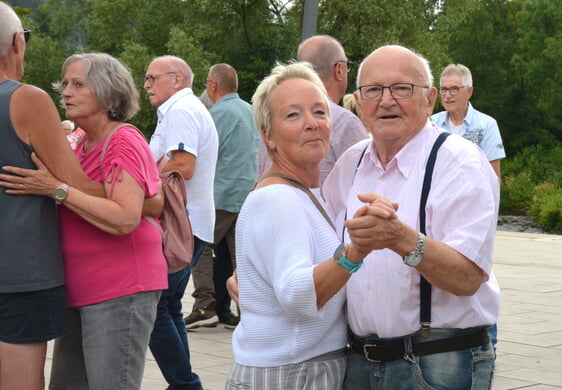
[1,52,167,389]
[225,62,395,389]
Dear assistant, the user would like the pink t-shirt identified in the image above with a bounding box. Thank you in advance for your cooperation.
[59,126,168,307]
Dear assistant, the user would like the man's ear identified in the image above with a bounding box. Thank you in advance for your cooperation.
[12,32,23,54]
[334,62,344,82]
[426,87,438,117]
[174,73,185,88]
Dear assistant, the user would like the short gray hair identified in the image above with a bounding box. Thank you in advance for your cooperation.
[0,2,23,57]
[252,61,331,140]
[61,120,74,130]
[54,53,139,121]
[297,35,345,83]
[440,64,473,87]
[209,63,238,93]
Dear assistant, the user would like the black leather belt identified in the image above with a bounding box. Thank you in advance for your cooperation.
[349,327,489,363]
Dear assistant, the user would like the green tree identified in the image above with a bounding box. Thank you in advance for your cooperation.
[18,14,66,115]
[434,0,562,152]
[513,0,562,146]
[316,0,445,91]
[18,0,562,151]
[433,0,524,150]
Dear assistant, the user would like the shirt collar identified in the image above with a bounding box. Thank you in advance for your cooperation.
[365,121,434,179]
[462,101,476,127]
[213,92,239,105]
[157,88,193,122]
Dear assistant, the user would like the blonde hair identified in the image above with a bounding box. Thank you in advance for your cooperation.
[252,61,331,139]
[342,93,359,117]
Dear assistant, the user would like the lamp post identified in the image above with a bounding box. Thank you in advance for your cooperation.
[301,0,319,41]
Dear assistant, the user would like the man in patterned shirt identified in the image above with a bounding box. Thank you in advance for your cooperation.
[432,63,505,177]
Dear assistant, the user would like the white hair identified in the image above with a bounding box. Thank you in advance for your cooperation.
[357,45,434,88]
[440,64,473,87]
[0,2,23,57]
[61,120,75,130]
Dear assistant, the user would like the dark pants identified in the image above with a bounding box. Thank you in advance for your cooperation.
[149,236,207,390]
[190,210,237,314]
[213,239,234,316]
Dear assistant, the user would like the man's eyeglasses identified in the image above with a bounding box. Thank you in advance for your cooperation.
[334,60,353,73]
[439,86,467,96]
[13,29,31,46]
[204,79,215,86]
[143,72,176,86]
[358,83,429,101]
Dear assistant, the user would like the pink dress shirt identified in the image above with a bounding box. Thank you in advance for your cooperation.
[323,121,500,338]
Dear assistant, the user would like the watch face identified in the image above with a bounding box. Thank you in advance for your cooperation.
[333,243,347,260]
[404,252,423,267]
[54,187,67,200]
[403,233,425,266]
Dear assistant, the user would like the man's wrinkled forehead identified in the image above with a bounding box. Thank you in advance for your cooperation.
[359,48,426,85]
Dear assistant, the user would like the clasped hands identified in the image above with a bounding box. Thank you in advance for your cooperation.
[345,192,402,257]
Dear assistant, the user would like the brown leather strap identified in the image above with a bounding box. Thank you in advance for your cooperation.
[259,172,335,232]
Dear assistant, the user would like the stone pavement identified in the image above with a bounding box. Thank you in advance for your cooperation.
[45,231,562,389]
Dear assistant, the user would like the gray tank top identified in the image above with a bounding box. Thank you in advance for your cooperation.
[0,79,65,292]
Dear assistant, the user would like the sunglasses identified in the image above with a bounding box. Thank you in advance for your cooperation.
[13,29,31,46]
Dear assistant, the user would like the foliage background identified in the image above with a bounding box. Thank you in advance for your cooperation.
[7,0,562,232]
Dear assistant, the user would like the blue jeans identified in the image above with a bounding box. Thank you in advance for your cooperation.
[149,236,207,390]
[49,290,161,390]
[490,323,498,350]
[344,327,496,390]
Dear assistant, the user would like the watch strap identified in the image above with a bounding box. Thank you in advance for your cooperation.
[337,255,363,273]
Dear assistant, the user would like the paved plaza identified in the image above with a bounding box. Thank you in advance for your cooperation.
[45,230,562,389]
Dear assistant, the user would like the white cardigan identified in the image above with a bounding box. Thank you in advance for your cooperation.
[232,184,347,367]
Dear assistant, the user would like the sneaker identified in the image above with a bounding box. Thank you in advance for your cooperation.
[184,307,219,330]
[218,311,240,330]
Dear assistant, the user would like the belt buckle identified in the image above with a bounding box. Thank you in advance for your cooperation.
[363,343,381,363]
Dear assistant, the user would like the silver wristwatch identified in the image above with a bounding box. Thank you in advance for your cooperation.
[403,232,426,267]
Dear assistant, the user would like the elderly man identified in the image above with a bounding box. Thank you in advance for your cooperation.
[0,3,102,388]
[257,35,368,185]
[323,45,500,389]
[432,64,505,177]
[145,55,218,390]
[185,63,259,330]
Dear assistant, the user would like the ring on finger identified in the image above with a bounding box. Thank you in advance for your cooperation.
[19,183,24,189]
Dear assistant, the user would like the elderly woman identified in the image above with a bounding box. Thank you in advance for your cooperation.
[225,62,394,389]
[1,53,167,389]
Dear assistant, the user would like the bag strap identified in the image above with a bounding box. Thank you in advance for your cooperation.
[419,131,451,337]
[98,123,162,232]
[259,172,336,232]
[99,123,141,170]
